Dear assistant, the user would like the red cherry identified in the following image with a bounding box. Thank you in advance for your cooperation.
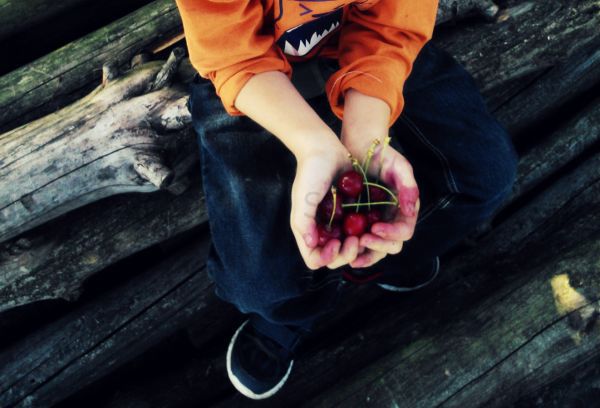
[343,195,358,206]
[343,213,368,236]
[317,224,342,246]
[366,209,382,226]
[317,191,343,223]
[368,185,388,202]
[337,170,363,198]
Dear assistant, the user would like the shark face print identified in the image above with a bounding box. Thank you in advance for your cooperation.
[276,8,342,57]
[274,1,346,58]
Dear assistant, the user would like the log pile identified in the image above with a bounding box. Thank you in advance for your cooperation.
[0,0,598,406]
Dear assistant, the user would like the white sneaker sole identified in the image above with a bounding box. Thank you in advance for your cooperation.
[226,320,294,400]
[377,256,440,292]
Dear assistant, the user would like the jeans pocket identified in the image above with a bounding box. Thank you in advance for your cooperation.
[396,114,460,224]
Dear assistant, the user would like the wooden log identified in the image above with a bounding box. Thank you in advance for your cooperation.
[511,98,600,202]
[0,49,192,244]
[514,353,600,407]
[0,0,182,133]
[435,0,600,133]
[0,180,207,312]
[495,36,600,136]
[436,0,500,24]
[0,0,93,42]
[469,97,600,237]
[0,237,213,408]
[305,241,600,407]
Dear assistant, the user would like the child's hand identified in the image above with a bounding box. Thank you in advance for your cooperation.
[290,140,361,270]
[349,145,420,268]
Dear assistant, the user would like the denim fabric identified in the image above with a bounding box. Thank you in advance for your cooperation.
[188,42,518,344]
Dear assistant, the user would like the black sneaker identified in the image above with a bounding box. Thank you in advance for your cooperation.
[226,319,302,399]
[376,256,440,292]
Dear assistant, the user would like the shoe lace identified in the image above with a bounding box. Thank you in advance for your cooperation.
[245,331,288,363]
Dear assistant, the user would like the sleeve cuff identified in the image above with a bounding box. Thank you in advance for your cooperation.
[325,56,409,128]
[211,46,293,116]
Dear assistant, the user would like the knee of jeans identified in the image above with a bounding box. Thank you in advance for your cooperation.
[466,126,518,208]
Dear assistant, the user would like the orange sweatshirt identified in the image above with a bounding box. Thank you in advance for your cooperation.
[175,0,438,127]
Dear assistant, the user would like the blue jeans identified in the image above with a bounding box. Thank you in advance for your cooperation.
[188,42,518,344]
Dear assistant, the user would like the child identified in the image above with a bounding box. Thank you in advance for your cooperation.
[176,0,517,400]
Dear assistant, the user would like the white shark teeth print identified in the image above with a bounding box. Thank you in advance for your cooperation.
[283,20,340,57]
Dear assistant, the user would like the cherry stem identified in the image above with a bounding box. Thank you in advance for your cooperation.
[362,138,380,210]
[351,157,367,213]
[328,186,337,229]
[364,181,398,205]
[376,136,392,184]
[342,201,397,208]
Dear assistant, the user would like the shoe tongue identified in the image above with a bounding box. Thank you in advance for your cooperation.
[249,316,304,354]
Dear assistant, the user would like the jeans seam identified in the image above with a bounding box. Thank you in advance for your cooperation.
[400,115,460,194]
[417,193,456,225]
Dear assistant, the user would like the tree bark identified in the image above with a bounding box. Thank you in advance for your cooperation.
[0,49,192,244]
[0,0,182,133]
[0,0,93,42]
[0,237,215,408]
[306,240,599,408]
[435,0,600,131]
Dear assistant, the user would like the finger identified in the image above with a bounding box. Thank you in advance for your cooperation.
[371,197,420,241]
[290,169,330,251]
[300,238,341,270]
[360,233,403,255]
[350,249,387,268]
[327,236,360,269]
[379,153,420,218]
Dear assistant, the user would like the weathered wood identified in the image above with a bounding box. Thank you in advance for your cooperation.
[0,50,192,244]
[436,0,600,132]
[467,97,600,237]
[496,36,600,136]
[514,353,600,407]
[305,241,599,407]
[0,0,182,133]
[436,0,500,24]
[0,180,207,312]
[0,237,213,408]
[511,98,600,201]
[0,0,93,42]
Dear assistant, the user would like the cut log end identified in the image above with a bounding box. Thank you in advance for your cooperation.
[131,53,153,70]
[134,152,175,190]
[147,47,187,92]
[102,62,120,86]
[478,2,501,21]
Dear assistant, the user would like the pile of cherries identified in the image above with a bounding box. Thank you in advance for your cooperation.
[316,138,399,246]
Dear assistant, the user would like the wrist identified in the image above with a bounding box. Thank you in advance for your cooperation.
[341,89,390,161]
[291,130,346,162]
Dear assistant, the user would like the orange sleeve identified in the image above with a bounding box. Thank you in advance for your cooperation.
[175,0,292,116]
[325,1,438,127]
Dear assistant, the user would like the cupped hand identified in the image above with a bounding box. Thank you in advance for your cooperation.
[290,138,361,270]
[349,143,420,268]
